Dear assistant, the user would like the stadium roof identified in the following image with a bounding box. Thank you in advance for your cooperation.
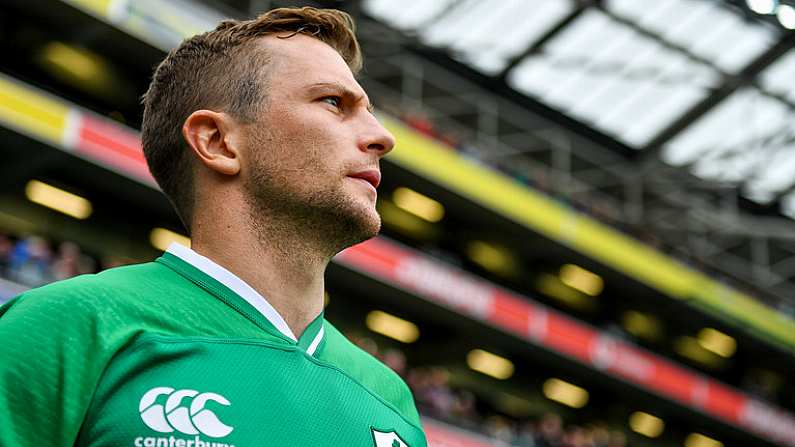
[364,0,795,218]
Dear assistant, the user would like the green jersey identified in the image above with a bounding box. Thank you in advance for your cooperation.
[0,243,425,447]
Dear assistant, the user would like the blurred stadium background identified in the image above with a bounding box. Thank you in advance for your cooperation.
[2,0,795,446]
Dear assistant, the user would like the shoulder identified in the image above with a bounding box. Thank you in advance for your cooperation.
[0,260,205,384]
[321,323,421,427]
[0,262,179,445]
[321,323,400,382]
[0,261,184,330]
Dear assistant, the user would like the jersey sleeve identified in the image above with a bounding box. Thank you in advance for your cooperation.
[0,280,116,446]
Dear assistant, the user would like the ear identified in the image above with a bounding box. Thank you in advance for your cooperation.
[182,110,241,176]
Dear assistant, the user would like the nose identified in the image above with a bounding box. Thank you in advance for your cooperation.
[358,113,396,157]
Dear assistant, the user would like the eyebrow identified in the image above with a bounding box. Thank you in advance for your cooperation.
[307,82,374,113]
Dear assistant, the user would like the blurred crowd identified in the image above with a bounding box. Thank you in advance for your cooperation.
[0,233,94,287]
[412,367,628,447]
[0,232,131,289]
[351,334,627,447]
[389,106,794,317]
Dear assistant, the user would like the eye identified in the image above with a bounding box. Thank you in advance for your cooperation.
[320,96,343,109]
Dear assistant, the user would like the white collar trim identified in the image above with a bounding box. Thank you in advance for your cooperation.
[166,243,298,342]
[306,325,325,356]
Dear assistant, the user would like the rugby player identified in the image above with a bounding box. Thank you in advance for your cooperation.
[0,7,425,446]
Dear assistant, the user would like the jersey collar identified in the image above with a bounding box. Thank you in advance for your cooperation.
[163,243,326,354]
[300,312,326,356]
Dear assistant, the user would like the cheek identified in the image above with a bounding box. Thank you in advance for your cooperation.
[277,140,338,190]
[293,127,346,172]
[256,108,349,179]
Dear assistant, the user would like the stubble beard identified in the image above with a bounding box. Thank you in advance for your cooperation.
[243,128,381,261]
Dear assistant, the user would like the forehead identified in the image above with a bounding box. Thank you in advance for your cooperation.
[258,33,364,97]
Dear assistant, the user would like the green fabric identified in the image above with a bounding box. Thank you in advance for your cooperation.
[0,254,424,446]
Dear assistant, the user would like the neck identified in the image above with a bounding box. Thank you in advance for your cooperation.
[190,210,329,339]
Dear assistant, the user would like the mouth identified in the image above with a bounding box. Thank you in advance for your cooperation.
[347,169,381,189]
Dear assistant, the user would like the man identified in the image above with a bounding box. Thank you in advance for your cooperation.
[0,7,426,447]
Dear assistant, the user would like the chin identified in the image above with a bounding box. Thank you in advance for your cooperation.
[315,195,382,253]
[341,204,382,246]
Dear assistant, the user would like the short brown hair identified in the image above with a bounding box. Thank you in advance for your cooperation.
[141,7,362,231]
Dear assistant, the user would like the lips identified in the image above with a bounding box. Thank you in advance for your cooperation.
[347,169,381,189]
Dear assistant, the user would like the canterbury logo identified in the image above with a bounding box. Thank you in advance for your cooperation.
[139,387,234,438]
